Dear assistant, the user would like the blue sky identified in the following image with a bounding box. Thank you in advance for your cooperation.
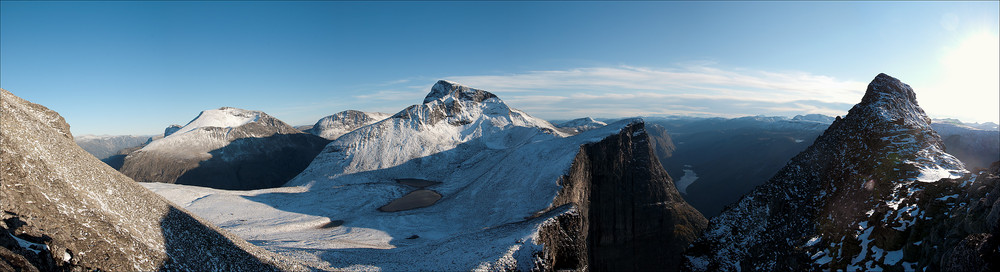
[2,1,997,135]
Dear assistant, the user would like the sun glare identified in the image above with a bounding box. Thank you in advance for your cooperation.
[926,31,1000,123]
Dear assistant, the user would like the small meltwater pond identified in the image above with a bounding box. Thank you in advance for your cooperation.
[378,179,444,212]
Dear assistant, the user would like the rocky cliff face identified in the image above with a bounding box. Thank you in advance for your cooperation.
[0,89,301,271]
[120,107,329,190]
[684,73,982,271]
[539,122,707,271]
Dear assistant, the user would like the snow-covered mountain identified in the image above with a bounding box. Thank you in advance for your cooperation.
[555,117,608,134]
[144,80,706,270]
[0,89,301,271]
[685,73,998,270]
[304,110,391,140]
[120,107,329,190]
[288,80,566,181]
[74,134,152,160]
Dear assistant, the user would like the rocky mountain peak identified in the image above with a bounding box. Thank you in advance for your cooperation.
[852,73,930,128]
[423,80,499,104]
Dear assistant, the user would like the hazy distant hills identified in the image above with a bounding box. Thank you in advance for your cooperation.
[931,119,1000,170]
[74,134,152,161]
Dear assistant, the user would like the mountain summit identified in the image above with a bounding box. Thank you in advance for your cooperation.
[120,107,328,190]
[855,73,931,129]
[684,73,984,271]
[422,80,498,104]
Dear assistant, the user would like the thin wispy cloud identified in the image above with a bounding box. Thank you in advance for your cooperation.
[434,64,867,120]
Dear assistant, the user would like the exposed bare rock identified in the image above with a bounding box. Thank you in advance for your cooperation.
[539,122,707,271]
[0,88,303,271]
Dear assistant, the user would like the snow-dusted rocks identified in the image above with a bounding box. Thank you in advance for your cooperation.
[120,107,329,190]
[556,117,608,134]
[684,73,986,271]
[144,80,705,270]
[0,89,301,271]
[304,110,390,140]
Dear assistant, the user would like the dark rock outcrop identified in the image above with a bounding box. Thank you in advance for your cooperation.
[539,121,707,271]
[120,107,330,190]
[164,124,182,137]
[0,89,302,271]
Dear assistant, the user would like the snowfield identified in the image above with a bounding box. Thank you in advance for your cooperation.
[143,81,642,270]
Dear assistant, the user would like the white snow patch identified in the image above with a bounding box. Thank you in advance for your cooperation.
[7,232,48,254]
[172,107,260,136]
[805,236,822,247]
[935,194,959,201]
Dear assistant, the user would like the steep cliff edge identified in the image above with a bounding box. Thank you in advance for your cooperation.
[539,122,707,271]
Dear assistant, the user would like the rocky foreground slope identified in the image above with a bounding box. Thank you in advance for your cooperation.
[0,89,301,271]
[684,73,998,271]
[120,107,329,190]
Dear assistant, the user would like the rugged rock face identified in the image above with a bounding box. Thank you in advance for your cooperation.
[684,73,976,270]
[539,122,707,271]
[305,110,390,140]
[0,89,301,271]
[120,107,330,190]
[935,161,1000,271]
